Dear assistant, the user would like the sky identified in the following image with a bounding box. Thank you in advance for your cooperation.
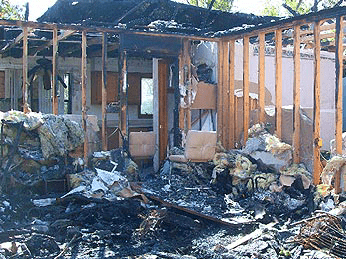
[8,0,319,21]
[9,0,275,21]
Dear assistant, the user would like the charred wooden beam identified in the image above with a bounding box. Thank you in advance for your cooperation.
[52,27,58,115]
[81,30,88,165]
[335,15,343,194]
[313,20,322,185]
[102,32,108,151]
[22,26,29,114]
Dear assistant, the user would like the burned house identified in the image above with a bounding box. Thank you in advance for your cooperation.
[0,1,346,258]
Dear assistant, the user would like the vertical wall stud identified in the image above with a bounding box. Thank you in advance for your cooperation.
[275,29,283,139]
[229,40,235,148]
[101,32,108,151]
[335,16,343,193]
[22,26,29,113]
[52,27,58,115]
[293,25,301,163]
[243,36,250,143]
[81,30,88,165]
[258,32,265,123]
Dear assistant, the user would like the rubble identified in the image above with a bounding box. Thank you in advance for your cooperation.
[1,119,346,258]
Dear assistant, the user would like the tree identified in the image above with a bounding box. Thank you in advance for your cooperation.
[185,0,234,12]
[261,0,343,17]
[0,0,24,20]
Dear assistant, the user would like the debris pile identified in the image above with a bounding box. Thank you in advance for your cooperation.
[0,110,84,191]
[0,119,346,258]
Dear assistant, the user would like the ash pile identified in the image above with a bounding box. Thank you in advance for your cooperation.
[0,119,346,259]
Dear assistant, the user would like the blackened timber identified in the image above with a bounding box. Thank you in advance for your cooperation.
[118,48,128,148]
[173,58,180,147]
[22,26,29,113]
[52,27,58,115]
[313,20,321,186]
[335,16,343,194]
[81,30,88,165]
[102,32,108,151]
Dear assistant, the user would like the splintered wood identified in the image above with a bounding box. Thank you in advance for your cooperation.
[293,212,346,258]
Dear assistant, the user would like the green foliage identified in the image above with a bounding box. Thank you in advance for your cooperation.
[186,0,234,12]
[262,0,280,16]
[0,0,24,20]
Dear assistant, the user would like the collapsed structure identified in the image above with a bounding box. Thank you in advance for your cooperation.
[0,0,346,258]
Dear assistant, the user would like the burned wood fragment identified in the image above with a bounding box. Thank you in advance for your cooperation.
[292,211,346,258]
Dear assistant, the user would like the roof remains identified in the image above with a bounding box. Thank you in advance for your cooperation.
[37,0,275,36]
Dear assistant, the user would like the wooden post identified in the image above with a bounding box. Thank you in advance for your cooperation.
[234,95,238,144]
[101,32,108,151]
[22,26,29,113]
[217,40,224,143]
[335,16,343,194]
[313,20,322,185]
[293,25,301,163]
[258,32,265,123]
[81,30,88,165]
[222,40,230,149]
[119,49,127,146]
[52,27,58,115]
[275,29,282,139]
[243,36,250,144]
[185,40,191,131]
[229,40,235,149]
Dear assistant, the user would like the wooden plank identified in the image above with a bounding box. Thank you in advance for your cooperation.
[222,40,229,149]
[243,36,250,144]
[293,25,301,164]
[229,40,235,149]
[217,41,224,143]
[158,60,168,162]
[335,16,343,194]
[101,32,108,151]
[81,30,88,165]
[52,27,58,115]
[313,21,322,186]
[275,29,283,139]
[22,26,29,114]
[258,32,265,123]
[144,193,251,228]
